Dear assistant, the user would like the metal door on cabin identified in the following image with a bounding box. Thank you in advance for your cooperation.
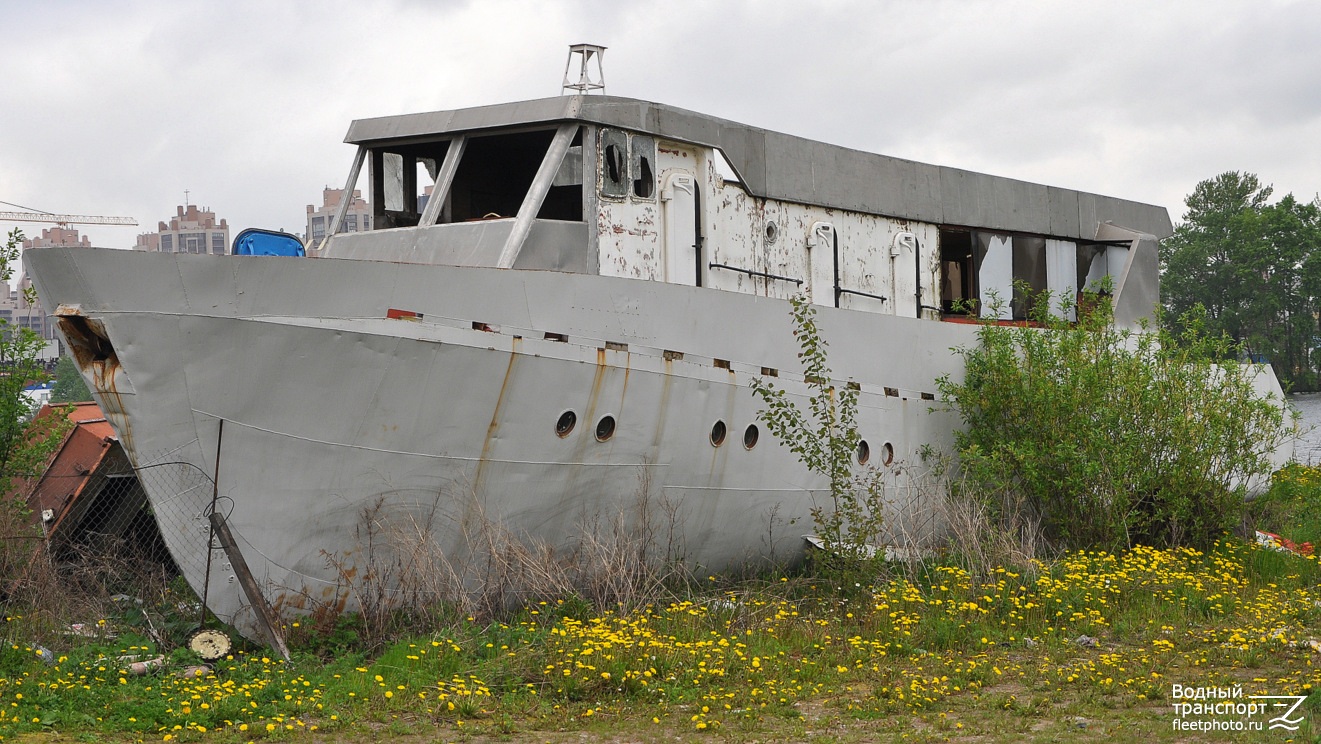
[662,172,700,286]
[808,222,836,306]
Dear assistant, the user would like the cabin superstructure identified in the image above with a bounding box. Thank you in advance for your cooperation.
[324,96,1170,327]
[324,95,1171,327]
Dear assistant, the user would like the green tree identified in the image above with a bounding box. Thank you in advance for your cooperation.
[50,353,92,403]
[1161,172,1321,389]
[0,229,72,605]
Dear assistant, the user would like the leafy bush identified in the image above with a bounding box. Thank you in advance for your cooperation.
[937,289,1291,553]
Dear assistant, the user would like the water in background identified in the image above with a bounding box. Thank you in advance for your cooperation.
[1289,393,1321,465]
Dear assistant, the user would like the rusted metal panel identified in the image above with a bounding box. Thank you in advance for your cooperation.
[22,402,151,549]
[26,403,116,526]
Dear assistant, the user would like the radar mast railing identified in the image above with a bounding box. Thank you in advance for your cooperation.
[562,44,606,95]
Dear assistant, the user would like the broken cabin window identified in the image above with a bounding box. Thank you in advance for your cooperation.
[631,136,655,199]
[601,129,628,199]
[1011,236,1047,319]
[541,134,585,221]
[939,229,976,314]
[368,141,449,229]
[416,158,437,214]
[1076,243,1109,292]
[554,146,583,187]
[369,130,584,226]
[382,152,405,212]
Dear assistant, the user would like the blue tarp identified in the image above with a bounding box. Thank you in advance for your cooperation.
[232,228,305,257]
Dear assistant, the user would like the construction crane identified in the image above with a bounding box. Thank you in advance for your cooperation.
[0,211,136,228]
[0,200,136,229]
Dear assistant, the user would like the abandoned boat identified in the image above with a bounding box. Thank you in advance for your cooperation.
[28,88,1182,643]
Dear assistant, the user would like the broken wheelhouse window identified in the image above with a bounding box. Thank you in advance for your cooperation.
[367,127,586,229]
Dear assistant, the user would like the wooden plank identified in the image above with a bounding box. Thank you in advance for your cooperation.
[208,511,290,661]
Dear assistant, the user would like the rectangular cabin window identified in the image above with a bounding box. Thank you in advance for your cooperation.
[372,148,425,229]
[539,129,584,221]
[368,130,583,228]
[448,129,582,222]
[600,129,628,199]
[1011,236,1047,319]
[598,129,657,202]
[630,135,655,199]
[952,232,1052,320]
[939,229,976,314]
[1076,243,1108,292]
[365,142,447,230]
[554,146,583,187]
[382,152,405,212]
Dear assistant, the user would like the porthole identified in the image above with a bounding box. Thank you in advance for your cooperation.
[595,415,616,442]
[555,410,577,438]
[743,424,760,450]
[710,420,727,447]
[764,221,779,245]
[856,440,870,465]
[881,442,894,466]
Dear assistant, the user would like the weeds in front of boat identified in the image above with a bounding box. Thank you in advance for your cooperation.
[7,532,1321,741]
[920,450,1053,580]
[300,472,693,651]
[751,294,890,585]
[0,530,196,666]
[8,464,1321,740]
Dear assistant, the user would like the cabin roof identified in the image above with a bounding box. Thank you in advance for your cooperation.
[345,95,1173,241]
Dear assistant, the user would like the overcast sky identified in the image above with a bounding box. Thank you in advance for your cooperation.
[3,0,1320,252]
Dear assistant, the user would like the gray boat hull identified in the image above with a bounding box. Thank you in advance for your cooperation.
[26,247,977,639]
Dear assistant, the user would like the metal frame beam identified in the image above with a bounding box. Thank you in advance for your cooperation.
[497,123,578,269]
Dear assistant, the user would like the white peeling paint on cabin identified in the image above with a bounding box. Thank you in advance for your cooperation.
[587,123,1147,332]
[597,132,946,320]
[596,195,660,281]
